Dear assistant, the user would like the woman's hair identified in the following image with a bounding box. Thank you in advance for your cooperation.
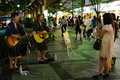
[93,16,97,20]
[103,13,115,33]
[111,13,116,20]
[37,14,42,18]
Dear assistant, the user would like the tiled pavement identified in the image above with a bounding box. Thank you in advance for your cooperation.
[0,28,120,80]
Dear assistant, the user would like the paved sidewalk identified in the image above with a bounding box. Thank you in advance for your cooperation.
[0,28,120,80]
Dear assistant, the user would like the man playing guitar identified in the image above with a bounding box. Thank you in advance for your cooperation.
[5,12,26,70]
[34,14,52,61]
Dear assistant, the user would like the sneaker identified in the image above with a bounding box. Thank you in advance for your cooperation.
[83,35,86,38]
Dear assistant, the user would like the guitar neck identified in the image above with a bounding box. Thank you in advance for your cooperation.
[20,34,29,40]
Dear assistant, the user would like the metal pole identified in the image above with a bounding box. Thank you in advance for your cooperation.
[42,0,44,14]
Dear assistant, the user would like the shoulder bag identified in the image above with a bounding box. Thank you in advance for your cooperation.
[78,19,84,30]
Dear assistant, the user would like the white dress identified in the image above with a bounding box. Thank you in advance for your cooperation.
[99,24,114,58]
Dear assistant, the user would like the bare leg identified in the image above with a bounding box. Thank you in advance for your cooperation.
[80,33,83,42]
[108,58,112,71]
[76,34,78,39]
[93,33,95,38]
[9,57,13,69]
[96,57,104,75]
[14,57,18,68]
[80,33,82,38]
[42,50,47,60]
[104,58,111,72]
[36,50,42,61]
[104,58,109,74]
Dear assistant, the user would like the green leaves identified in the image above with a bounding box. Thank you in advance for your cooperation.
[0,0,30,14]
[48,3,62,15]
[61,0,83,13]
[0,3,12,14]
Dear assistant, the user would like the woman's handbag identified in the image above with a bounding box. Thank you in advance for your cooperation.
[80,25,84,30]
[93,39,102,50]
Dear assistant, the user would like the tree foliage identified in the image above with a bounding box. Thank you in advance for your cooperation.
[0,0,30,14]
[0,3,12,14]
[48,0,83,15]
[90,0,112,19]
[61,0,83,13]
[48,2,62,15]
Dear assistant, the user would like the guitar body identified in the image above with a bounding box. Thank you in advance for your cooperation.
[33,30,49,43]
[6,34,21,49]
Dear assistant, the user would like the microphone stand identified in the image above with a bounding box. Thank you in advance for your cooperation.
[17,23,43,75]
[49,27,57,62]
[17,23,32,50]
[18,23,32,70]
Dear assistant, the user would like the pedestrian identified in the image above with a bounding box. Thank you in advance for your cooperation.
[83,16,88,37]
[60,16,67,37]
[75,16,83,42]
[90,16,97,38]
[111,13,118,41]
[116,16,120,29]
[67,17,71,27]
[93,13,115,78]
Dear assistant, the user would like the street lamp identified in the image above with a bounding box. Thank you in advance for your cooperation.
[17,4,20,8]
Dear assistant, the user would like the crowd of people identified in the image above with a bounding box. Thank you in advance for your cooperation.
[56,13,120,41]
[56,13,120,78]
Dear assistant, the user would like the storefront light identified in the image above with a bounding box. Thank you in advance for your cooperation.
[44,10,48,17]
[102,1,120,11]
[28,14,31,18]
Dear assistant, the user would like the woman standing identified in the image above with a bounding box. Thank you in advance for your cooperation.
[93,13,115,78]
[75,16,83,42]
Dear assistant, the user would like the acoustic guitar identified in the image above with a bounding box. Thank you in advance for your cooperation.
[6,33,31,49]
[33,30,49,43]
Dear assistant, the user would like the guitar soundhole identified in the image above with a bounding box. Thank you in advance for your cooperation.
[39,34,45,39]
[12,38,15,43]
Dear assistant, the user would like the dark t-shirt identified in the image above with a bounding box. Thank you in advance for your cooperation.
[34,22,49,32]
[92,19,97,28]
[33,21,49,51]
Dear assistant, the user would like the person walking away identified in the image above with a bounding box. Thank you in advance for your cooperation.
[60,16,67,37]
[67,17,71,28]
[75,16,83,42]
[90,16,97,38]
[83,16,88,37]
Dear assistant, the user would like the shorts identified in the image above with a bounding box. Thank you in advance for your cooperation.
[38,39,48,51]
[68,24,71,26]
[76,29,81,34]
[93,27,97,34]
